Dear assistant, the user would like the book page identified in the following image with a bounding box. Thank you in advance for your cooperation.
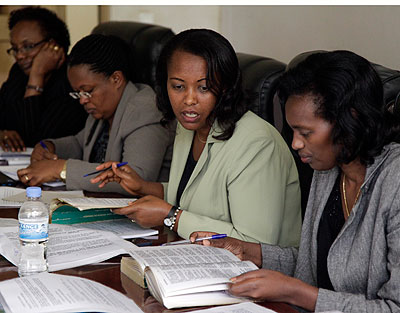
[0,272,144,313]
[189,302,277,313]
[145,261,258,297]
[56,197,136,210]
[0,224,137,271]
[127,244,242,272]
[76,218,158,239]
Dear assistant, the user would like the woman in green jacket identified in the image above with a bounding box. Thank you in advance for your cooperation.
[91,29,301,246]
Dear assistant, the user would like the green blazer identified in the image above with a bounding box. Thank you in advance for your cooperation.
[164,111,301,247]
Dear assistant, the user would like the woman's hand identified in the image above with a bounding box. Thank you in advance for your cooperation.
[0,130,25,152]
[229,269,318,311]
[111,195,172,228]
[91,162,144,196]
[190,231,262,267]
[30,41,65,78]
[31,141,57,163]
[17,159,65,186]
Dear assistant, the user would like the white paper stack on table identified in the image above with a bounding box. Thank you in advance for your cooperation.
[0,147,32,166]
[0,186,84,206]
[0,272,144,313]
[0,223,138,272]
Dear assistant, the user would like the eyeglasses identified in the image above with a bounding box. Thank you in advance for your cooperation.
[69,91,92,100]
[6,39,48,56]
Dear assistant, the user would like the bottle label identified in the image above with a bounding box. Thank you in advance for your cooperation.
[19,222,48,240]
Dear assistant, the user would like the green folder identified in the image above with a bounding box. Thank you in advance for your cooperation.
[50,204,126,224]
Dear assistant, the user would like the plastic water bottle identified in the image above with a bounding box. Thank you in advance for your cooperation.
[18,187,49,276]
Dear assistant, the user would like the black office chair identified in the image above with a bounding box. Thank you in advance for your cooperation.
[237,53,287,127]
[92,21,175,88]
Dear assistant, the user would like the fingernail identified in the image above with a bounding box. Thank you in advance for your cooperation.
[230,277,237,282]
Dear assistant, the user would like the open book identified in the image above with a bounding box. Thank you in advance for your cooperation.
[0,272,144,313]
[123,244,258,309]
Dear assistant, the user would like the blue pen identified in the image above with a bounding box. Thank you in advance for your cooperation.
[83,162,128,177]
[162,234,227,246]
[40,140,49,151]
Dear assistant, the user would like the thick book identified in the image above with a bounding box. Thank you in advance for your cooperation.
[0,272,144,313]
[122,244,258,309]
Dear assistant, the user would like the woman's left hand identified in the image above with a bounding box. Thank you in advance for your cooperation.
[111,195,172,228]
[229,269,318,311]
[17,159,64,186]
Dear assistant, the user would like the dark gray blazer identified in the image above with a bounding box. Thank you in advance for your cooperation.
[49,82,175,194]
[261,143,400,312]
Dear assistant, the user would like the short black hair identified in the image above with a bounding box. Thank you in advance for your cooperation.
[68,34,131,81]
[278,50,397,166]
[155,28,246,140]
[8,6,70,53]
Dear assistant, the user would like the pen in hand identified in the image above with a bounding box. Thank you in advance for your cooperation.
[83,162,128,177]
[162,234,227,246]
[40,140,49,151]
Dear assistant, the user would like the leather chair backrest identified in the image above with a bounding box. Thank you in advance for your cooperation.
[237,53,286,127]
[92,21,175,88]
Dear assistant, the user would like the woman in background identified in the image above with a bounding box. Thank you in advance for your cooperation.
[191,50,400,312]
[17,34,174,194]
[0,6,87,151]
[91,29,302,246]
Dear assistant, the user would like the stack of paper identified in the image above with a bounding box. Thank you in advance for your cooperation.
[0,272,144,313]
[0,223,137,272]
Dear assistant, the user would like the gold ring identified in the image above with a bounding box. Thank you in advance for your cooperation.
[24,175,29,181]
[53,46,59,51]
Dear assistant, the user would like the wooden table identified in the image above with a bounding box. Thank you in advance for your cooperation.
[0,206,298,313]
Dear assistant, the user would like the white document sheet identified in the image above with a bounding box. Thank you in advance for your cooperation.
[3,187,84,205]
[0,148,33,166]
[0,224,137,272]
[0,187,23,207]
[76,218,158,239]
[0,272,144,313]
[189,302,277,313]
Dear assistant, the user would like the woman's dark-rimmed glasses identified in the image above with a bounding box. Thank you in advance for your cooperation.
[7,39,48,56]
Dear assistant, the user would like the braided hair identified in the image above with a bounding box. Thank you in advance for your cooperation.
[68,34,131,81]
[9,6,70,53]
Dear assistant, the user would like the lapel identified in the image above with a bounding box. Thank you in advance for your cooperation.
[105,82,135,160]
[324,145,392,289]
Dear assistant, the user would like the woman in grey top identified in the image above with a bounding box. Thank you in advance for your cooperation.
[17,34,174,193]
[191,51,400,312]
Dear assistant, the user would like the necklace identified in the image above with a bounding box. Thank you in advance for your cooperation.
[196,132,207,144]
[342,173,362,217]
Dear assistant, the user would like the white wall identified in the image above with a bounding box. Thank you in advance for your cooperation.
[66,6,98,50]
[107,5,400,70]
[221,6,400,69]
[109,6,220,34]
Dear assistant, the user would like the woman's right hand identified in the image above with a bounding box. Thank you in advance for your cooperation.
[90,162,144,196]
[0,130,25,152]
[190,231,263,267]
[31,141,57,163]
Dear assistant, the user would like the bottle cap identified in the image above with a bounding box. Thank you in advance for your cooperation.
[26,186,42,198]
